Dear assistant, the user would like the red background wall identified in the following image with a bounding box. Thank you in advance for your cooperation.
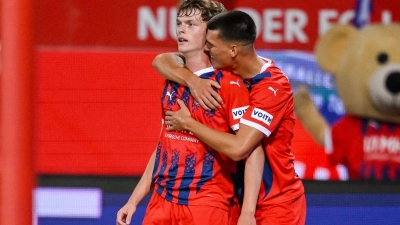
[34,0,399,51]
[35,50,163,175]
[31,0,400,179]
[34,50,341,179]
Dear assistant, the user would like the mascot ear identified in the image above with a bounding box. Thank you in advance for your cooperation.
[315,25,357,75]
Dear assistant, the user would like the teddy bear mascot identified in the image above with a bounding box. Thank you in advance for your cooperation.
[294,23,400,181]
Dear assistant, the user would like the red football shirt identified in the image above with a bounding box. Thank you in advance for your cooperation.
[153,68,250,210]
[240,59,304,207]
[328,115,400,180]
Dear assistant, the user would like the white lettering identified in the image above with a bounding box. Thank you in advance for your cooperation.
[138,6,167,40]
[232,106,249,120]
[327,94,345,115]
[318,10,338,35]
[164,132,198,143]
[311,94,323,109]
[165,133,181,140]
[136,6,394,47]
[363,136,400,155]
[285,9,308,43]
[319,9,389,35]
[338,10,354,24]
[169,7,177,40]
[382,10,392,24]
[318,10,352,35]
[181,136,199,143]
[263,9,283,43]
[251,108,273,126]
[275,60,334,89]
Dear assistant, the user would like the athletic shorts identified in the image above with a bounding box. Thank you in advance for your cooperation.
[255,193,307,225]
[228,198,240,225]
[142,192,229,225]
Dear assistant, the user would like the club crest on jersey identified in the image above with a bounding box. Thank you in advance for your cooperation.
[251,108,273,125]
[232,106,249,120]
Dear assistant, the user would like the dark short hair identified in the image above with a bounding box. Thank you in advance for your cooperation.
[207,10,257,45]
[177,0,226,22]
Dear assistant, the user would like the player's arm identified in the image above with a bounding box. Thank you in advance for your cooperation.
[116,150,156,225]
[152,52,188,85]
[152,52,223,110]
[238,144,264,225]
[165,100,264,161]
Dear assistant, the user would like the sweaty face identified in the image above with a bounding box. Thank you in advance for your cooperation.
[204,29,233,70]
[176,9,207,54]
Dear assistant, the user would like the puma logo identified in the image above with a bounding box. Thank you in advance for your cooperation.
[230,80,240,87]
[268,87,278,96]
[166,91,175,100]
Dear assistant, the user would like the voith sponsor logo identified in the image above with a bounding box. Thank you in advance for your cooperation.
[232,106,249,120]
[251,108,273,126]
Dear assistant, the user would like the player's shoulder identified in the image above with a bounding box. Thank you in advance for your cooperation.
[218,70,246,87]
[257,56,282,74]
[258,56,274,66]
[260,64,289,87]
[218,69,241,81]
[197,67,218,79]
[201,69,241,80]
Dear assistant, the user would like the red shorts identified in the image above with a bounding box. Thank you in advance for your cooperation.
[228,198,241,225]
[142,192,229,225]
[255,193,307,225]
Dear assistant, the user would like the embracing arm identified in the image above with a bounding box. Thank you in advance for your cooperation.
[152,53,223,110]
[238,144,264,225]
[165,100,264,161]
[152,52,190,85]
[116,150,156,225]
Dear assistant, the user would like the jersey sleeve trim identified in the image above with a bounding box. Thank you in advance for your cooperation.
[231,123,240,132]
[240,118,271,137]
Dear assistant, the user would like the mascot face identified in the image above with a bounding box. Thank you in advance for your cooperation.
[294,23,400,181]
[366,26,400,113]
[316,24,400,122]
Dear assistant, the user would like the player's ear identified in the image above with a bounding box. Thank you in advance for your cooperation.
[230,45,238,58]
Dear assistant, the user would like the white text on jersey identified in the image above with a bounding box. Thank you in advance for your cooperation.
[232,106,249,120]
[251,107,273,126]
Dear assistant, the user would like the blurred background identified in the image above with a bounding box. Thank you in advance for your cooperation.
[1,0,400,224]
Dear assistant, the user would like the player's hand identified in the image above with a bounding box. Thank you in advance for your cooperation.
[187,76,223,111]
[165,99,192,131]
[116,202,136,225]
[237,211,256,225]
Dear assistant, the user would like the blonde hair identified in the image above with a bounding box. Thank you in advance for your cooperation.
[177,0,226,22]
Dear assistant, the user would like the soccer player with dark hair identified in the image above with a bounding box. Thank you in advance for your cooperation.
[117,3,264,225]
[165,10,307,224]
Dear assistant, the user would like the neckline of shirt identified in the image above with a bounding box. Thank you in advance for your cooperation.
[259,56,273,73]
[194,67,214,76]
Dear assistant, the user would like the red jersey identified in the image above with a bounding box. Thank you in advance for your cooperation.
[240,59,304,207]
[153,67,250,210]
[327,115,400,180]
